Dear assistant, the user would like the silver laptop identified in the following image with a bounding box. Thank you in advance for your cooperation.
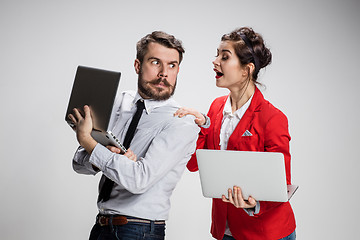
[196,149,298,202]
[65,66,126,153]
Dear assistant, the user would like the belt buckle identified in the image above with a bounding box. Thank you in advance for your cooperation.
[98,215,107,227]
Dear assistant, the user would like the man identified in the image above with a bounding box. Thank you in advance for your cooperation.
[68,31,200,239]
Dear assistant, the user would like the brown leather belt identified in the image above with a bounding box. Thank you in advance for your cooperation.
[97,215,165,227]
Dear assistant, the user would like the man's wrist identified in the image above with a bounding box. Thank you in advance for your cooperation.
[78,134,97,154]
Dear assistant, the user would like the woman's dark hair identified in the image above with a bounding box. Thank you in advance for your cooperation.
[221,27,272,82]
[136,31,185,64]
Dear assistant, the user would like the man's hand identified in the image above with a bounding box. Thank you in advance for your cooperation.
[68,105,97,154]
[106,146,137,162]
[124,149,137,162]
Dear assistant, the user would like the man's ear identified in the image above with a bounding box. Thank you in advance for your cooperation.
[134,59,141,74]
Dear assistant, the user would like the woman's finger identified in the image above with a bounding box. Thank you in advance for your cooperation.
[248,196,257,207]
[222,195,230,203]
[228,188,235,205]
[233,186,241,208]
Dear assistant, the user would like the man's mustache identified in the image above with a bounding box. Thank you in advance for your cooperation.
[149,78,172,87]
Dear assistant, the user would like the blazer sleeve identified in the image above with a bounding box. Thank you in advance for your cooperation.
[186,127,208,171]
[264,110,291,184]
[256,110,292,216]
[186,96,224,172]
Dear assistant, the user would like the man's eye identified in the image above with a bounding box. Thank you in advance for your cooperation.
[169,64,176,68]
[152,60,159,65]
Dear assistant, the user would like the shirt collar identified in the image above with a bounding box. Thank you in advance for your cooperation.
[223,96,233,117]
[134,92,180,114]
[223,94,254,119]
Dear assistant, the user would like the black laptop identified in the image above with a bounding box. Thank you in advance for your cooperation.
[65,65,126,153]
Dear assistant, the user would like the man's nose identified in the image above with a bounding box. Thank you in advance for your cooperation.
[158,66,168,78]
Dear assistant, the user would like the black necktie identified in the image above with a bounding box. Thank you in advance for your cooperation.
[98,99,145,202]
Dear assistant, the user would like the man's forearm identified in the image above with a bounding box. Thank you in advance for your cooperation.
[78,133,97,154]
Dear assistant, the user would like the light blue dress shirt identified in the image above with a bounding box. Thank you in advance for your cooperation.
[72,90,200,220]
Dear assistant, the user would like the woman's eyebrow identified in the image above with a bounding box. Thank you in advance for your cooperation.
[220,49,232,54]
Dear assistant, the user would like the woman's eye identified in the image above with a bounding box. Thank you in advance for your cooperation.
[222,55,229,60]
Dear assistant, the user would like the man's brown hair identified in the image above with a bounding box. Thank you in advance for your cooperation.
[136,31,185,64]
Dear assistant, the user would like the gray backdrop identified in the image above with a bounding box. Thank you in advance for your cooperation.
[1,0,359,239]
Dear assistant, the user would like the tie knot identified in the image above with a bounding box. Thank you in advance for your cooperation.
[136,99,145,111]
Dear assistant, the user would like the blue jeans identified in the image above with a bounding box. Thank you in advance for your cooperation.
[222,230,296,240]
[279,230,296,240]
[89,219,165,240]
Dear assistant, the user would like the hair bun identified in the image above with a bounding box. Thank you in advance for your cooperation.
[244,27,272,69]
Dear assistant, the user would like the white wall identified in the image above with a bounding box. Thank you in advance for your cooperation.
[1,0,359,239]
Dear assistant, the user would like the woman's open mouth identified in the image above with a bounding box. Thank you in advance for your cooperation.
[214,68,224,79]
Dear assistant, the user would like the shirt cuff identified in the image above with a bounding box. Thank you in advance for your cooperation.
[243,201,260,216]
[73,146,99,175]
[88,143,114,171]
[200,114,211,128]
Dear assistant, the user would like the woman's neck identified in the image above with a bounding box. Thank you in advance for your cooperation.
[229,82,255,113]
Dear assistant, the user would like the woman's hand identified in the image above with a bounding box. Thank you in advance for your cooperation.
[106,146,137,162]
[174,107,206,126]
[222,186,257,209]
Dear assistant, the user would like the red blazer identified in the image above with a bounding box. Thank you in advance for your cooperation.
[187,87,296,240]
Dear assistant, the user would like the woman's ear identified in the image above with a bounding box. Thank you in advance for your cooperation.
[247,63,255,76]
[243,62,255,79]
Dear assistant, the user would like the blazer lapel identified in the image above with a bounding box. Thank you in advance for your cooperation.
[228,87,263,144]
[212,96,227,150]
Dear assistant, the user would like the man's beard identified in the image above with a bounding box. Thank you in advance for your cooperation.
[138,71,177,101]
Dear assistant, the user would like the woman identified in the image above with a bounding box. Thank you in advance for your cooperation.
[175,27,296,239]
